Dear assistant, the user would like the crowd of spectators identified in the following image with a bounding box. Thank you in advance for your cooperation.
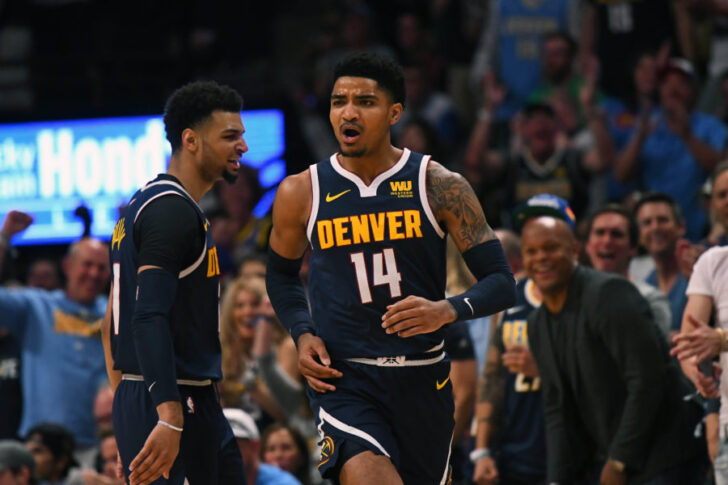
[5,0,728,483]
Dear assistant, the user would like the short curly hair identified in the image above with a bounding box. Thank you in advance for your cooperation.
[163,81,243,153]
[333,52,405,106]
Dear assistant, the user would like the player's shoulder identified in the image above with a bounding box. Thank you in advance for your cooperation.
[277,168,313,201]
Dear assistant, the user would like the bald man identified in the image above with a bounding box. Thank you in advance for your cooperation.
[523,216,706,485]
[0,211,110,449]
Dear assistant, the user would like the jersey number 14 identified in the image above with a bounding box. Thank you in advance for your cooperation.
[350,248,402,304]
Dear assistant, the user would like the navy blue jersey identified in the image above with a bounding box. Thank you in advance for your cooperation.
[307,149,447,359]
[110,175,223,380]
[493,278,546,476]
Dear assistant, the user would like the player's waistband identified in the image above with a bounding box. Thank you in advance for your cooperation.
[345,341,445,367]
[121,374,212,387]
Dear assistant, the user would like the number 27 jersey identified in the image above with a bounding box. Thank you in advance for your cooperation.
[306,149,447,359]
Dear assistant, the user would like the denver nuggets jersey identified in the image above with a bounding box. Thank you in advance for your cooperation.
[109,175,222,380]
[307,149,447,359]
[494,278,546,476]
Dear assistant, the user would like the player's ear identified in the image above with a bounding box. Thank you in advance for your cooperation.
[389,103,403,126]
[181,128,199,153]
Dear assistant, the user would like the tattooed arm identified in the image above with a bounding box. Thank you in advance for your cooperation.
[425,160,497,251]
[381,161,515,337]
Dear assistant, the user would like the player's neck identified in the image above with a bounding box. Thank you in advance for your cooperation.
[166,158,212,202]
[337,145,403,186]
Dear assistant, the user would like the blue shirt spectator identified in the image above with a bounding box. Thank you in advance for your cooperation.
[0,216,110,447]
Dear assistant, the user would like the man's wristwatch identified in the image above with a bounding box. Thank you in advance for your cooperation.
[469,447,491,464]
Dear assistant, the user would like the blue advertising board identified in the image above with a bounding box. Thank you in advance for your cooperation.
[0,110,284,245]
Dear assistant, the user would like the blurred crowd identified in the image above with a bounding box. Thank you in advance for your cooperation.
[4,0,728,483]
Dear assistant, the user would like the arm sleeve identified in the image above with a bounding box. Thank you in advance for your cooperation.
[130,196,204,406]
[265,248,315,343]
[596,278,668,468]
[134,195,203,274]
[256,352,305,417]
[446,240,516,322]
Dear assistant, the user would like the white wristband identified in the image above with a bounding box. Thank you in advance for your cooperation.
[469,447,491,463]
[158,420,183,432]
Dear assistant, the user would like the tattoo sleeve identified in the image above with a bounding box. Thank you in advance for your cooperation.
[426,161,495,251]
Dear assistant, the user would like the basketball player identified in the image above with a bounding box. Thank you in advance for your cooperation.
[101,81,248,484]
[266,53,516,485]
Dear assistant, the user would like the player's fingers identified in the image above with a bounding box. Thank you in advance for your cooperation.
[385,317,420,336]
[129,445,152,473]
[299,357,341,379]
[381,307,419,327]
[308,338,336,368]
[382,296,419,317]
[383,309,422,330]
[396,322,430,338]
[131,454,166,485]
[306,375,336,393]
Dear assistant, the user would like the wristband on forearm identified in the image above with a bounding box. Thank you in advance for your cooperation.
[447,240,516,321]
[132,268,181,406]
[266,247,315,343]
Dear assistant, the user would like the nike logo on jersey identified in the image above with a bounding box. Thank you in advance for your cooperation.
[325,189,351,202]
[505,305,525,315]
[436,376,450,390]
[464,297,474,315]
[148,381,157,392]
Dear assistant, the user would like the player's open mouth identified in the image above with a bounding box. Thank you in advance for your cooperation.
[341,126,361,143]
[228,159,240,169]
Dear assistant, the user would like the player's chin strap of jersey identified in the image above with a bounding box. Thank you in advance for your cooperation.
[446,239,516,321]
[266,248,316,344]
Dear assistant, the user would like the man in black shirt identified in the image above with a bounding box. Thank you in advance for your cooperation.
[522,216,706,484]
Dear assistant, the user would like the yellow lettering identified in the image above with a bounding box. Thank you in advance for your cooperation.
[369,213,386,241]
[387,211,404,240]
[317,221,335,249]
[333,217,351,247]
[207,247,220,277]
[350,214,370,244]
[403,210,423,238]
[390,180,412,192]
[112,218,126,250]
[502,322,512,347]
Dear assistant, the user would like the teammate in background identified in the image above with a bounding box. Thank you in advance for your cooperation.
[266,53,515,485]
[102,81,248,484]
[473,194,574,485]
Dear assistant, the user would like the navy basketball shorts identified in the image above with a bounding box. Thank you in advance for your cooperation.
[307,357,455,485]
[113,379,246,485]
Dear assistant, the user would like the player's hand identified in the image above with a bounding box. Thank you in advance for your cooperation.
[473,456,499,485]
[297,333,342,393]
[600,460,626,485]
[670,314,722,362]
[1,210,33,237]
[128,403,182,485]
[501,345,539,377]
[381,296,456,338]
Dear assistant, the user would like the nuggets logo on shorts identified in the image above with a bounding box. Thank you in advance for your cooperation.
[318,436,335,468]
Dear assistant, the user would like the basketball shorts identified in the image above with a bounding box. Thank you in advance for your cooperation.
[307,354,454,485]
[113,377,246,485]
